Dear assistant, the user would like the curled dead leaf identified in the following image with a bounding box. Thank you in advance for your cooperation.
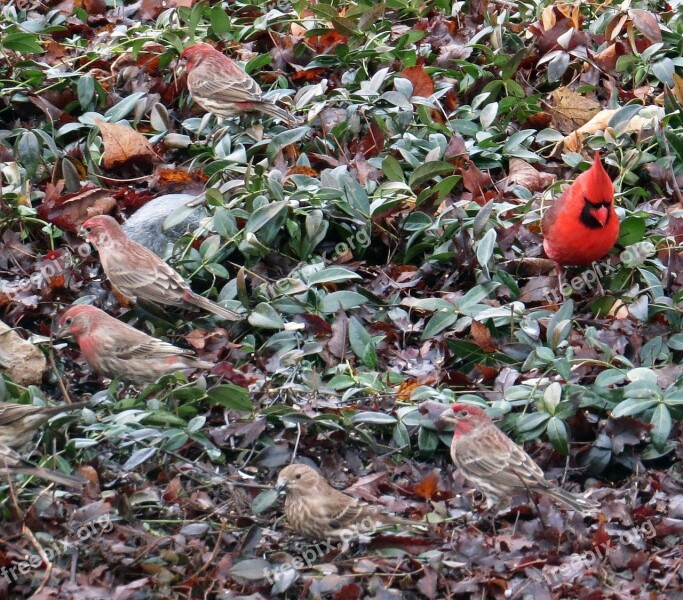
[94,117,156,171]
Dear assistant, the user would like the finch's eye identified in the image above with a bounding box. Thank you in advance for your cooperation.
[458,410,469,417]
[84,226,92,233]
[295,474,302,480]
[64,317,73,326]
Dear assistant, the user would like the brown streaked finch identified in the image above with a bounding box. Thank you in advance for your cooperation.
[437,403,598,515]
[276,464,422,544]
[57,304,214,385]
[179,42,298,126]
[80,215,242,322]
[0,401,90,450]
[0,443,84,488]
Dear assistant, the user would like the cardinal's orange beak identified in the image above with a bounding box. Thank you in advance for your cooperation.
[593,205,609,226]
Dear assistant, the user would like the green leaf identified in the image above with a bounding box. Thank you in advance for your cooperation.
[476,228,496,278]
[105,92,146,122]
[248,303,285,329]
[382,155,404,182]
[206,384,253,411]
[611,397,658,417]
[516,412,551,432]
[595,369,626,387]
[245,201,289,235]
[348,317,378,368]
[547,299,573,349]
[408,161,454,189]
[251,488,279,514]
[266,127,310,161]
[547,417,569,455]
[77,76,95,110]
[421,310,459,340]
[2,32,43,54]
[618,217,646,246]
[351,411,397,425]
[650,404,671,450]
[210,5,232,34]
[321,291,368,312]
[308,267,361,285]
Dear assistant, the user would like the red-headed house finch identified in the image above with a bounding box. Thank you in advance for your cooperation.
[437,403,598,514]
[0,401,90,450]
[58,305,213,385]
[276,464,422,544]
[80,215,242,322]
[179,42,298,126]
[0,443,83,488]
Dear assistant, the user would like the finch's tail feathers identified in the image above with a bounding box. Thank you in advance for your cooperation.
[260,102,300,126]
[545,486,599,515]
[187,293,243,322]
[8,467,85,488]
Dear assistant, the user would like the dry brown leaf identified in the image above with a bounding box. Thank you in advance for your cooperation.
[547,87,601,134]
[471,320,498,352]
[673,73,683,105]
[506,159,556,192]
[541,6,556,32]
[396,379,421,402]
[399,65,434,98]
[414,472,440,500]
[562,108,659,152]
[38,184,116,232]
[94,117,156,170]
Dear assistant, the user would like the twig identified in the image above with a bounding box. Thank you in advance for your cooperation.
[22,524,53,594]
[659,123,683,205]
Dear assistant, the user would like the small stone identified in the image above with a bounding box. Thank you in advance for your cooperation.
[0,320,47,385]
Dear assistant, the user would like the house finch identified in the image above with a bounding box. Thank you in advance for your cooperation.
[58,304,214,385]
[276,464,420,543]
[0,401,90,450]
[80,215,242,321]
[437,403,598,514]
[0,443,84,488]
[542,152,617,271]
[179,42,298,126]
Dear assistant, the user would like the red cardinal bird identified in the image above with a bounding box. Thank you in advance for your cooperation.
[542,152,618,272]
[179,43,297,126]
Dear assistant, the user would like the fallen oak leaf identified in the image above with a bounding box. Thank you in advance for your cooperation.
[94,117,157,171]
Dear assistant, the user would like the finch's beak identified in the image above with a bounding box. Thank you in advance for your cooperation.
[275,478,287,494]
[77,226,88,239]
[54,326,69,340]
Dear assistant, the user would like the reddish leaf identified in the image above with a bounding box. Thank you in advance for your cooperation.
[414,472,440,500]
[400,65,434,98]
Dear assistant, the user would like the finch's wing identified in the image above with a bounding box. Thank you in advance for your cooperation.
[0,404,46,426]
[322,490,375,531]
[0,444,23,467]
[105,246,189,307]
[109,335,188,361]
[189,69,262,104]
[457,431,547,489]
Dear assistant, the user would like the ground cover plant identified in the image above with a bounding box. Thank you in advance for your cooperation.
[1,0,683,597]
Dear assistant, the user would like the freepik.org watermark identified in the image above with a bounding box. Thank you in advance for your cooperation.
[543,519,656,586]
[543,242,655,304]
[263,516,377,584]
[321,228,371,263]
[0,230,113,301]
[0,514,113,584]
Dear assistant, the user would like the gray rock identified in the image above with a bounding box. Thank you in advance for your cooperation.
[123,193,204,256]
[0,320,46,385]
